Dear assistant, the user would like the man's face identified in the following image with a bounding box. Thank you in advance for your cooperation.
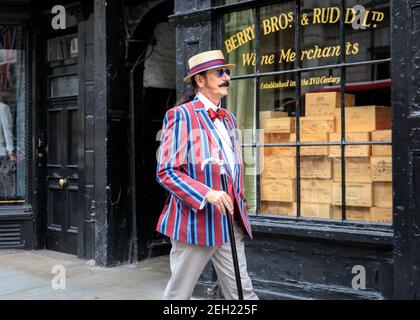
[196,67,231,100]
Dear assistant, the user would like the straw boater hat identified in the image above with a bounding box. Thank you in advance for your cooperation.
[183,50,235,83]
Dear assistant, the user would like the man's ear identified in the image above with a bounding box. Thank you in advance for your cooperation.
[195,74,205,88]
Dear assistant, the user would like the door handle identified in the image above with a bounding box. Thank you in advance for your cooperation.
[59,178,67,188]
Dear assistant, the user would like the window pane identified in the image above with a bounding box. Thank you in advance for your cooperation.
[344,65,391,223]
[0,26,26,201]
[300,0,341,69]
[49,75,78,98]
[226,78,256,213]
[47,35,78,62]
[300,154,333,220]
[345,0,390,62]
[260,144,296,217]
[222,9,255,76]
[260,1,296,73]
[259,73,297,217]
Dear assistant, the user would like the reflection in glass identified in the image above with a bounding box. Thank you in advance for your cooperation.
[219,1,392,223]
[345,0,390,63]
[260,1,296,73]
[226,78,256,213]
[300,0,341,68]
[49,75,78,98]
[48,35,78,62]
[0,26,26,201]
[222,9,255,76]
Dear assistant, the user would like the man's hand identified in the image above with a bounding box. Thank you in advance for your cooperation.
[205,189,234,216]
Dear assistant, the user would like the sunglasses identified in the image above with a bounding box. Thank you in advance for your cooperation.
[215,68,231,78]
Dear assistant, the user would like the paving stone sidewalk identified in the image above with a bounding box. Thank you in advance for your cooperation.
[0,249,171,300]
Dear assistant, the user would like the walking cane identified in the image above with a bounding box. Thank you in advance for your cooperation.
[201,148,244,300]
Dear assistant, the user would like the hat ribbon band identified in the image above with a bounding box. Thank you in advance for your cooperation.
[188,59,227,76]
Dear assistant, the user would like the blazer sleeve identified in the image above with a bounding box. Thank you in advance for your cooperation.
[156,107,211,212]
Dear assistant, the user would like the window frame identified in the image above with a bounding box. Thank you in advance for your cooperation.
[215,0,393,227]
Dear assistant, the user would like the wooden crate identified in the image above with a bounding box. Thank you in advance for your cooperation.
[328,132,371,157]
[305,92,355,117]
[371,157,392,182]
[301,179,332,204]
[332,182,373,207]
[370,207,392,223]
[300,156,332,179]
[262,156,296,179]
[261,201,296,216]
[263,132,291,144]
[299,116,335,134]
[264,147,296,157]
[260,178,296,202]
[372,130,392,156]
[260,111,288,129]
[301,202,331,219]
[264,117,296,133]
[332,158,372,183]
[336,106,391,132]
[263,133,295,157]
[290,133,329,156]
[373,182,392,208]
[331,205,372,221]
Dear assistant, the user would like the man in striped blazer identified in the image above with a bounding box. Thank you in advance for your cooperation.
[156,50,258,300]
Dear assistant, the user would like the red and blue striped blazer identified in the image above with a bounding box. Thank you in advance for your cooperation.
[155,96,252,246]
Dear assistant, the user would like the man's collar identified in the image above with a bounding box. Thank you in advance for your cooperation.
[196,92,221,112]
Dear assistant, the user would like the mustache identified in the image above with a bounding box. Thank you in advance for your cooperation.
[219,81,230,87]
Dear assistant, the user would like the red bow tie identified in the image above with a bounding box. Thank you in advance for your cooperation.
[208,108,226,122]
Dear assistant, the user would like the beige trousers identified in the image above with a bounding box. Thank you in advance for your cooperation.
[163,221,258,300]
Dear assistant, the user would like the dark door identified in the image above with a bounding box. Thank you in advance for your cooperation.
[42,33,80,255]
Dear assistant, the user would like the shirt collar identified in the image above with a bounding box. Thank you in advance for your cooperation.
[196,92,221,112]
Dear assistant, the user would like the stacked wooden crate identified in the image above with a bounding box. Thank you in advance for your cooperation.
[370,130,392,222]
[260,111,296,216]
[259,92,392,223]
[323,93,392,223]
[299,92,352,219]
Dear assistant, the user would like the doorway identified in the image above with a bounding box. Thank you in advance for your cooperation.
[40,32,80,255]
[129,2,176,259]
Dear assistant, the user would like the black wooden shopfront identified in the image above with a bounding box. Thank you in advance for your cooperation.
[0,0,419,300]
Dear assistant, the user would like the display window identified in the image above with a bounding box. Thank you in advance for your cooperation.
[221,0,391,223]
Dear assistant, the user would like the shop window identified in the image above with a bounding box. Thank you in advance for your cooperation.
[0,26,27,204]
[221,0,391,224]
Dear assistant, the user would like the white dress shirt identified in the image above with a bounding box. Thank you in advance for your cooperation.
[0,102,14,157]
[196,92,236,209]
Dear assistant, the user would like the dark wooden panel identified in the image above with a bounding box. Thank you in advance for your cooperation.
[67,108,79,165]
